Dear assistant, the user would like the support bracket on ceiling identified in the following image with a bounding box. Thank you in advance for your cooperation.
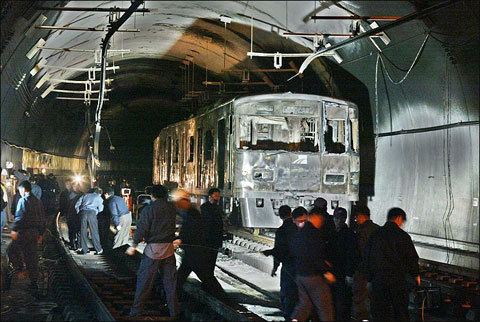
[247,51,336,69]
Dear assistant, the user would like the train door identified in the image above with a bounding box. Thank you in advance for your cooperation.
[196,129,203,188]
[217,119,226,189]
[167,136,172,182]
[321,102,352,211]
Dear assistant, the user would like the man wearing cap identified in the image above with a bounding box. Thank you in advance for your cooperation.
[363,207,420,322]
[127,185,179,318]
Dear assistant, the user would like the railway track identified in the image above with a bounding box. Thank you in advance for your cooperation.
[55,216,284,321]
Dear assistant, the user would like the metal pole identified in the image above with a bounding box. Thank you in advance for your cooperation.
[311,15,401,21]
[36,6,149,13]
[91,0,143,186]
[35,26,139,32]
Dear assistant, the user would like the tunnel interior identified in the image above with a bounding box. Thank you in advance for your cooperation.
[1,0,479,272]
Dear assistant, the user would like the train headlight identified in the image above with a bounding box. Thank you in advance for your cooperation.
[255,198,264,208]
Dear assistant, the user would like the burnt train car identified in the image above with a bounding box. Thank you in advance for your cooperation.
[153,93,360,228]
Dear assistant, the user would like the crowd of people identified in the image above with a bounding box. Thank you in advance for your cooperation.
[263,199,420,322]
[4,170,420,322]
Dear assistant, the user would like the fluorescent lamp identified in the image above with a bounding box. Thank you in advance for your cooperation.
[26,15,47,36]
[35,72,50,88]
[30,58,48,76]
[219,15,232,24]
[370,21,390,45]
[41,84,55,98]
[26,38,46,59]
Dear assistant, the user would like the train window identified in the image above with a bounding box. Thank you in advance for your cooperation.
[204,130,214,161]
[174,139,179,163]
[238,116,319,152]
[324,120,346,154]
[350,119,359,152]
[188,136,194,162]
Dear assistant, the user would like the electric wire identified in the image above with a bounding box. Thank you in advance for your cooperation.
[378,33,430,85]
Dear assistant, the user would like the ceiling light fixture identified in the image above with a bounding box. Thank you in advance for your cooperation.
[40,84,55,98]
[324,43,343,64]
[26,15,47,37]
[30,58,48,76]
[26,38,46,59]
[369,21,391,45]
[35,72,50,88]
[219,15,232,24]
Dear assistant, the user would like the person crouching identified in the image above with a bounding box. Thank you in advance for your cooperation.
[104,187,132,249]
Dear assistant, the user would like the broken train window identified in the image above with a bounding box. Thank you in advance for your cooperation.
[324,120,346,153]
[204,130,214,161]
[323,102,348,154]
[238,116,319,152]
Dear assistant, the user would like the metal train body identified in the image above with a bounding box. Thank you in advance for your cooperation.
[153,93,360,228]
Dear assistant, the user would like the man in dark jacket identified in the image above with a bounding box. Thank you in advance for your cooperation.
[332,207,357,321]
[262,205,298,320]
[126,185,179,318]
[200,188,224,275]
[174,189,225,299]
[352,205,379,320]
[290,208,335,321]
[312,197,335,240]
[363,207,420,322]
[7,180,46,292]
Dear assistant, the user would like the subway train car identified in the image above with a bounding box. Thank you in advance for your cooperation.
[153,93,359,228]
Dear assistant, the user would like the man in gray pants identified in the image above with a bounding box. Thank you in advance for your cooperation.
[75,187,104,255]
[104,187,132,249]
[126,185,179,318]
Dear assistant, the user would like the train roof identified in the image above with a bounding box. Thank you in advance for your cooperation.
[232,92,357,107]
[157,92,357,133]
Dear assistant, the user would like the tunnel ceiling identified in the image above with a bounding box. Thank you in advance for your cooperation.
[1,0,478,163]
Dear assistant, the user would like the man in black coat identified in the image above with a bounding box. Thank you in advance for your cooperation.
[352,205,379,320]
[174,189,225,299]
[363,207,420,322]
[331,207,357,321]
[312,197,336,241]
[262,205,298,320]
[290,208,336,321]
[7,181,46,293]
[200,188,224,275]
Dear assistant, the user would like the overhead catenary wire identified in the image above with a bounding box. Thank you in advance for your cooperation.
[378,33,430,85]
